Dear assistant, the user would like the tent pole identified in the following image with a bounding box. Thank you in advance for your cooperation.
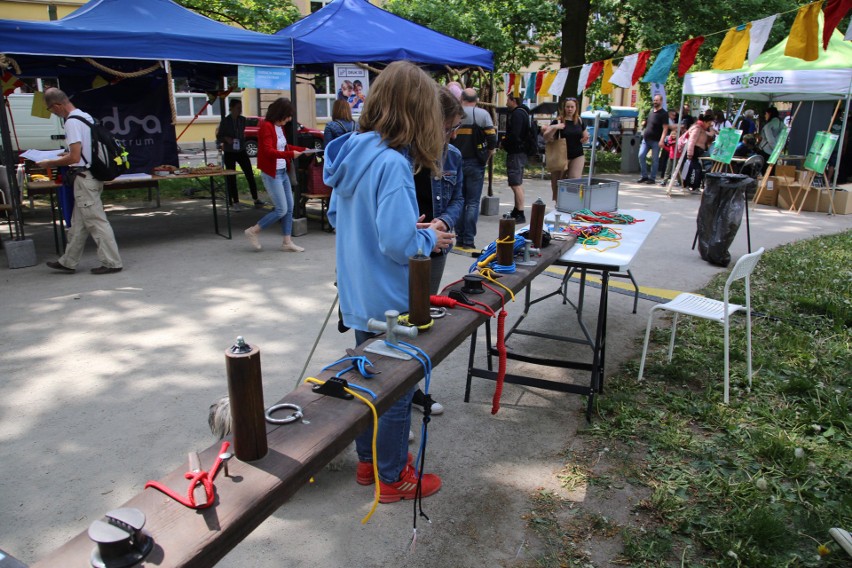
[828,91,850,214]
[665,91,685,197]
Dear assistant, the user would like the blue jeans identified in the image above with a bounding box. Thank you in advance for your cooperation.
[354,329,415,484]
[638,139,661,181]
[459,158,485,246]
[259,169,294,236]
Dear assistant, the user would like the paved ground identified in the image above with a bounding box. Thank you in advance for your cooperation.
[1,172,850,567]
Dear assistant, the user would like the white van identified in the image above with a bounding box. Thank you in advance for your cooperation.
[3,93,66,151]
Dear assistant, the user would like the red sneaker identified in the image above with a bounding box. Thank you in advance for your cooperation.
[356,453,413,486]
[378,464,442,503]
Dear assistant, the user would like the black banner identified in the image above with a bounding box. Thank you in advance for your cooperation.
[71,72,178,174]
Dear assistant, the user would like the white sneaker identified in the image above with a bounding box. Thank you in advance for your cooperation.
[281,242,305,252]
[409,429,414,443]
[413,400,444,415]
[244,227,261,251]
[231,202,245,212]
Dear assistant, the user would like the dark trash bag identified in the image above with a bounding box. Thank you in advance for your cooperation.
[696,173,750,267]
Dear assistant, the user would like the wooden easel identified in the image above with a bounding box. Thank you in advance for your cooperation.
[752,102,802,208]
[788,101,841,214]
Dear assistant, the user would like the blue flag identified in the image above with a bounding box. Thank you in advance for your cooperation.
[642,44,678,84]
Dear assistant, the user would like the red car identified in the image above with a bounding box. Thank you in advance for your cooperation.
[243,116,324,157]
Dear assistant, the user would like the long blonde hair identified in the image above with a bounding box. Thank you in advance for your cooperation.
[558,98,582,126]
[359,61,443,173]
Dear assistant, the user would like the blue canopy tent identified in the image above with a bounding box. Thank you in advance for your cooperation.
[0,0,294,74]
[276,0,493,71]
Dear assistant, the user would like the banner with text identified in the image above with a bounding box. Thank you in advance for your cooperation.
[334,64,370,118]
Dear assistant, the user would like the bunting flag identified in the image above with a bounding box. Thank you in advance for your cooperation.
[785,1,823,61]
[534,71,545,95]
[600,60,614,95]
[576,64,592,94]
[31,91,52,119]
[609,53,638,89]
[823,0,852,49]
[678,37,705,77]
[642,44,677,84]
[713,24,752,70]
[633,50,652,84]
[512,73,521,98]
[503,73,511,94]
[525,72,537,99]
[540,70,557,95]
[1,71,24,96]
[586,61,604,89]
[548,68,569,97]
[748,15,777,65]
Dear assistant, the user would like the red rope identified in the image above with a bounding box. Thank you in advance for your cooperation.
[144,441,230,509]
[491,308,508,414]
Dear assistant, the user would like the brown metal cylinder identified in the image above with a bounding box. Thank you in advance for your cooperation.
[497,218,516,266]
[225,340,268,461]
[529,198,546,248]
[408,252,431,327]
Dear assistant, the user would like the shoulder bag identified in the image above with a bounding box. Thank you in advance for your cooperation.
[545,136,568,173]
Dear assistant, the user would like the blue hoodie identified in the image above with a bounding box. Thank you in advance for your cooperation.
[324,131,438,332]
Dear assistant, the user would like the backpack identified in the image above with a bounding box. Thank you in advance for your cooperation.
[66,115,129,181]
[470,108,490,164]
[519,108,540,157]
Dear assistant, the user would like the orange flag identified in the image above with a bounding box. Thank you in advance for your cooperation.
[785,1,824,61]
[601,60,614,94]
[713,24,752,70]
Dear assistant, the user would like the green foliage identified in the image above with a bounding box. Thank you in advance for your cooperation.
[523,231,852,567]
[175,0,300,34]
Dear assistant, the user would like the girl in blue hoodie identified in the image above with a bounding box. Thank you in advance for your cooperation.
[324,61,455,503]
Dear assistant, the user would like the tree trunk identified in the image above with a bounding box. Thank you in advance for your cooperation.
[560,0,591,99]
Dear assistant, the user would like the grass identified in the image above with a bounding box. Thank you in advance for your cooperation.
[518,231,852,567]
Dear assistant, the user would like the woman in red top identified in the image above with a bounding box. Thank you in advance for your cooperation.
[244,97,307,252]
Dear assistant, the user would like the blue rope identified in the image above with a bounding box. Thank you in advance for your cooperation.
[469,234,526,273]
[321,355,377,379]
[346,382,377,400]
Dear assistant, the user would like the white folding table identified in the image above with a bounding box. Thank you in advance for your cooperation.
[464,209,661,420]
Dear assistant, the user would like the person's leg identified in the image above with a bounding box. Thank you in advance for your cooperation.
[223,153,239,204]
[279,170,304,251]
[57,198,88,270]
[78,177,122,269]
[429,253,447,296]
[236,151,259,202]
[649,145,661,182]
[255,171,287,230]
[459,159,484,247]
[638,139,650,180]
[566,155,585,179]
[549,170,560,202]
[657,150,669,179]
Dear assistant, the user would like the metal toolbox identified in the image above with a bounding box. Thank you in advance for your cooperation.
[556,178,619,213]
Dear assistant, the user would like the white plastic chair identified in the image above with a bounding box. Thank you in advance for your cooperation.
[638,248,765,403]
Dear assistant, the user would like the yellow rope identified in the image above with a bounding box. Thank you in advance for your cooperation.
[397,313,434,331]
[83,58,162,79]
[476,268,516,301]
[304,377,380,523]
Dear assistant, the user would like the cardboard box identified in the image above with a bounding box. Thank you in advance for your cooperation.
[774,164,797,180]
[754,178,778,206]
[820,189,852,214]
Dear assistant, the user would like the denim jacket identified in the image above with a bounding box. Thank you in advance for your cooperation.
[430,143,464,233]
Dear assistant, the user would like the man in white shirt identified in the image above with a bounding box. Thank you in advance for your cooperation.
[39,88,122,274]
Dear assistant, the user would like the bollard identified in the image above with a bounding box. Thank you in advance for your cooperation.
[408,250,431,327]
[497,217,516,266]
[529,198,545,248]
[225,336,268,461]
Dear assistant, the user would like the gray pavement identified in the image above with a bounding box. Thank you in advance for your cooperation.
[1,172,850,567]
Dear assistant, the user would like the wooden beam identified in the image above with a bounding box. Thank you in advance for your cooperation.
[32,237,575,568]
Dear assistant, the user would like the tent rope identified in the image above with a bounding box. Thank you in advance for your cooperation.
[355,62,383,74]
[0,54,21,74]
[83,58,162,78]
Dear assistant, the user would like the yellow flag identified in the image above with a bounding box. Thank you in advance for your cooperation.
[92,75,109,89]
[512,74,521,98]
[539,70,557,95]
[31,91,52,119]
[712,23,752,70]
[785,1,823,61]
[601,60,614,95]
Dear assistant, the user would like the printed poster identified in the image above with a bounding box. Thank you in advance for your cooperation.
[709,128,743,164]
[767,126,790,165]
[803,131,839,174]
[334,64,370,117]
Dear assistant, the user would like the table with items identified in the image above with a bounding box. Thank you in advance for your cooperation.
[465,209,661,419]
[27,168,240,253]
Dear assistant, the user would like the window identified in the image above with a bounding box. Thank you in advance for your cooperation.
[314,75,334,120]
[310,0,332,13]
[172,78,241,119]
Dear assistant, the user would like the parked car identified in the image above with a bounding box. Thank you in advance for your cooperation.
[242,116,324,157]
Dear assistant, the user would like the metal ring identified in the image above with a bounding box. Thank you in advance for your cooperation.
[429,307,447,319]
[265,403,304,424]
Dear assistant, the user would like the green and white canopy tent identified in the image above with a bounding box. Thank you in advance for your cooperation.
[682,26,852,191]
